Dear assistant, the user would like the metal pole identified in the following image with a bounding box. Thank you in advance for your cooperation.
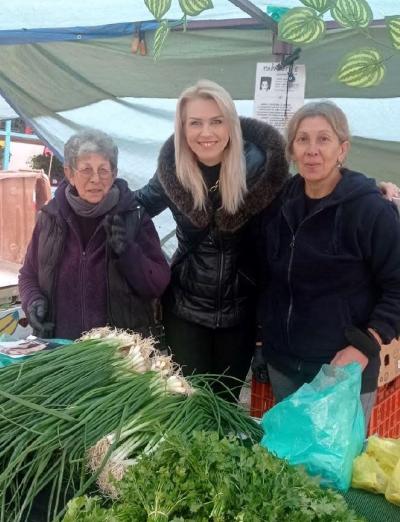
[228,0,275,28]
[3,120,11,170]
[47,152,54,180]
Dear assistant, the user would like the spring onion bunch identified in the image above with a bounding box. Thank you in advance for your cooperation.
[0,327,261,521]
[87,377,262,498]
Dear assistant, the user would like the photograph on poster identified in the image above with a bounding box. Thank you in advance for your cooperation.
[259,76,272,92]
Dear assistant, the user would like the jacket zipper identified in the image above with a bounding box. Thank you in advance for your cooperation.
[69,218,98,333]
[286,234,295,345]
[49,218,66,326]
[283,206,325,350]
[214,224,224,328]
[81,220,108,331]
[105,243,114,326]
[80,250,87,330]
[216,247,224,328]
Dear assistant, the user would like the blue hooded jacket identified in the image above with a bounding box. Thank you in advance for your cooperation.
[257,169,400,392]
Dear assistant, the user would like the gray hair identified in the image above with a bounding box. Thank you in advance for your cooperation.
[64,129,118,172]
[286,101,350,162]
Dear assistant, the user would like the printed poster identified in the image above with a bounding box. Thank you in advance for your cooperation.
[254,63,306,134]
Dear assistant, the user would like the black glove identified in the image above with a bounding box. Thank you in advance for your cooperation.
[344,326,381,358]
[27,298,55,337]
[104,214,128,256]
[251,347,269,384]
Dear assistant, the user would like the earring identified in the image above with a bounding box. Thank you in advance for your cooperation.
[336,159,342,168]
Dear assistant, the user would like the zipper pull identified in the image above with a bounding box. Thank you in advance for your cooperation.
[290,237,295,249]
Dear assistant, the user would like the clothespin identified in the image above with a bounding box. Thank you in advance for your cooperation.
[277,47,301,81]
[138,30,147,56]
[131,26,140,54]
[131,25,147,56]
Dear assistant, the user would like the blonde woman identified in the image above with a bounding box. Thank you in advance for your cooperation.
[136,79,288,395]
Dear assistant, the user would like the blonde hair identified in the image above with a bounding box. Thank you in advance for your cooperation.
[286,101,350,162]
[174,79,247,214]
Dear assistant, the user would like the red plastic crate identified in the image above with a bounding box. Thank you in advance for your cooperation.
[376,375,400,403]
[369,376,400,437]
[250,378,275,418]
[250,375,400,438]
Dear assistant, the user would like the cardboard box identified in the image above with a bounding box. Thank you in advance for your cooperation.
[378,339,400,387]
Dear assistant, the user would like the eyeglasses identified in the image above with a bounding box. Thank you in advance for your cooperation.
[74,167,113,179]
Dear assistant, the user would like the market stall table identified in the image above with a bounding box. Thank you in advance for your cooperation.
[344,488,400,521]
[25,487,400,521]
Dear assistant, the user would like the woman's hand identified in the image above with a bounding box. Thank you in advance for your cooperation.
[379,181,400,201]
[330,346,369,371]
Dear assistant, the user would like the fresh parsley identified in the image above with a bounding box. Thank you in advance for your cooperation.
[63,431,365,521]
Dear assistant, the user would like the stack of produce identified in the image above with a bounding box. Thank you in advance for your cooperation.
[0,328,261,522]
[62,431,365,522]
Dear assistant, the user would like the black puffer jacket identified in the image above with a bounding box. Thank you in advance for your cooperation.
[136,117,288,328]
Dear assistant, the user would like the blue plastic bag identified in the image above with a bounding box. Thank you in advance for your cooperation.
[261,363,365,491]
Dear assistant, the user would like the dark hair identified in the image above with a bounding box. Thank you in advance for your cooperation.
[260,76,272,90]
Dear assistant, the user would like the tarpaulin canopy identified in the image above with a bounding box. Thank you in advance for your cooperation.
[1,1,399,245]
[0,97,17,120]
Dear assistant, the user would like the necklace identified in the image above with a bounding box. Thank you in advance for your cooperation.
[209,179,219,193]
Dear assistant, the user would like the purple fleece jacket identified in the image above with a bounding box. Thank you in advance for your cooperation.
[19,179,170,339]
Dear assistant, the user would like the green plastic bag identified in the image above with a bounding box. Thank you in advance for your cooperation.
[261,363,365,491]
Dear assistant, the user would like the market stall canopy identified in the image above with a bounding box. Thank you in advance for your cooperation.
[1,1,399,245]
[0,97,18,120]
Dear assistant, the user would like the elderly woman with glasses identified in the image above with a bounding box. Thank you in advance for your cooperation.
[19,129,170,340]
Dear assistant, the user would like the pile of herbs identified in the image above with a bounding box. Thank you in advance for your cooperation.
[63,431,365,522]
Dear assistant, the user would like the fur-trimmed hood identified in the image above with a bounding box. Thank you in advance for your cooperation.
[156,117,289,232]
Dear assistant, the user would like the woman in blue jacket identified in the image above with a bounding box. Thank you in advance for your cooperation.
[256,101,400,423]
